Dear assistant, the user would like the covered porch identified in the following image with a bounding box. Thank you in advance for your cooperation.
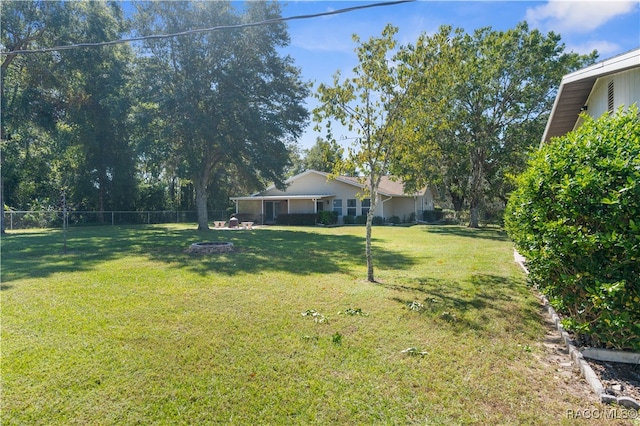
[230,194,335,224]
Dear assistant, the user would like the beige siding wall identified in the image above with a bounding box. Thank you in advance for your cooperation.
[289,199,316,214]
[386,197,415,219]
[375,190,434,220]
[263,172,340,196]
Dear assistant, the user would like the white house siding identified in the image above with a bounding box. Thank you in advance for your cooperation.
[578,68,640,129]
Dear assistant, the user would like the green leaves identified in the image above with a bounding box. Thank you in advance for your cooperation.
[505,106,640,351]
[133,1,309,229]
[389,22,596,227]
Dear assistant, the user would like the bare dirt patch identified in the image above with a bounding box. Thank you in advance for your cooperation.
[536,302,599,402]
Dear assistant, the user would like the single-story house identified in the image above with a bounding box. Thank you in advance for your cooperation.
[542,47,640,143]
[230,169,435,224]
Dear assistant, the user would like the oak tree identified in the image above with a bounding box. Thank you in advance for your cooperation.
[393,22,595,227]
[133,1,308,230]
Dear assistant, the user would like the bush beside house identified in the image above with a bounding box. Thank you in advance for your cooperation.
[505,107,640,351]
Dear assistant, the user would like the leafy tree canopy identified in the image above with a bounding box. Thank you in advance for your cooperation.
[391,22,596,227]
[133,1,309,230]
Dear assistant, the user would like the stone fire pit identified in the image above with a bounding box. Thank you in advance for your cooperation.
[186,241,234,254]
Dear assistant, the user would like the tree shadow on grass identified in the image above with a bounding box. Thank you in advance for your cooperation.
[1,226,168,283]
[424,225,510,242]
[145,227,417,277]
[379,273,539,336]
[0,225,416,283]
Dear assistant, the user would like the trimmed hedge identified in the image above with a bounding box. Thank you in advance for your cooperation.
[343,215,356,225]
[388,215,401,224]
[505,107,640,351]
[275,213,318,226]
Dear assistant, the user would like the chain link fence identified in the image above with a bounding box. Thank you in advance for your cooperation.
[2,210,230,230]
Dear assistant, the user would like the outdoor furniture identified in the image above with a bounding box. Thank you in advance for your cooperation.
[241,221,254,230]
[214,221,226,228]
[229,216,239,228]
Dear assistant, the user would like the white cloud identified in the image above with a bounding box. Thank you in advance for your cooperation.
[565,40,622,55]
[526,0,638,34]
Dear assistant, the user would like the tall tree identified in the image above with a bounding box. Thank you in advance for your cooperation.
[133,1,308,230]
[1,1,135,224]
[53,1,136,214]
[302,138,344,173]
[393,22,596,227]
[315,25,413,282]
[1,1,66,231]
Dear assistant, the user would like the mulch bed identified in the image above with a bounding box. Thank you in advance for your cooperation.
[587,359,640,404]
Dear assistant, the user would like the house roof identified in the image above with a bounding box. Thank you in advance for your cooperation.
[233,169,425,200]
[338,174,425,197]
[230,194,334,201]
[542,48,640,142]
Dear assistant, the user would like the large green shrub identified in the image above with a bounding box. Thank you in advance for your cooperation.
[423,209,444,223]
[505,107,640,351]
[317,211,338,225]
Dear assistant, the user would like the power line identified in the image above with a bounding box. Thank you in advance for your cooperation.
[1,0,416,56]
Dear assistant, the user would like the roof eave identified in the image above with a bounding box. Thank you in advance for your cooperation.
[542,48,640,143]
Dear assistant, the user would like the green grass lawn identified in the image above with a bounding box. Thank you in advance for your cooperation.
[1,224,605,424]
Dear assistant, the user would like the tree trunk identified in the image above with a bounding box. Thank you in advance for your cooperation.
[0,173,5,234]
[365,183,379,283]
[365,209,375,282]
[468,147,485,228]
[194,177,209,231]
[469,202,480,229]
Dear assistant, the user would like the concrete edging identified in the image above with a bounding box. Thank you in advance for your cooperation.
[513,250,640,409]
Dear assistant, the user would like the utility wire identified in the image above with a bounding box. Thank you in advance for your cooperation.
[1,0,416,56]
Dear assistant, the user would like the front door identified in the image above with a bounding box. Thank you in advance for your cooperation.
[265,201,275,223]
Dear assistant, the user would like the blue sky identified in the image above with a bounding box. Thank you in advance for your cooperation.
[274,0,639,149]
[122,1,639,150]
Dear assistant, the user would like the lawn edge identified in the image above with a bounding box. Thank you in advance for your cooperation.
[514,249,640,410]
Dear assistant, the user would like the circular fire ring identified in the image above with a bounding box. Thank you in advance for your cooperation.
[186,241,234,254]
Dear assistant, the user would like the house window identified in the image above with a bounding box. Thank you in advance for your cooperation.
[361,198,371,216]
[608,80,614,113]
[332,199,343,216]
[347,199,357,216]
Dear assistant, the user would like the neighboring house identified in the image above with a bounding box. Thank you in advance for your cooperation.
[230,169,435,224]
[542,47,640,143]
